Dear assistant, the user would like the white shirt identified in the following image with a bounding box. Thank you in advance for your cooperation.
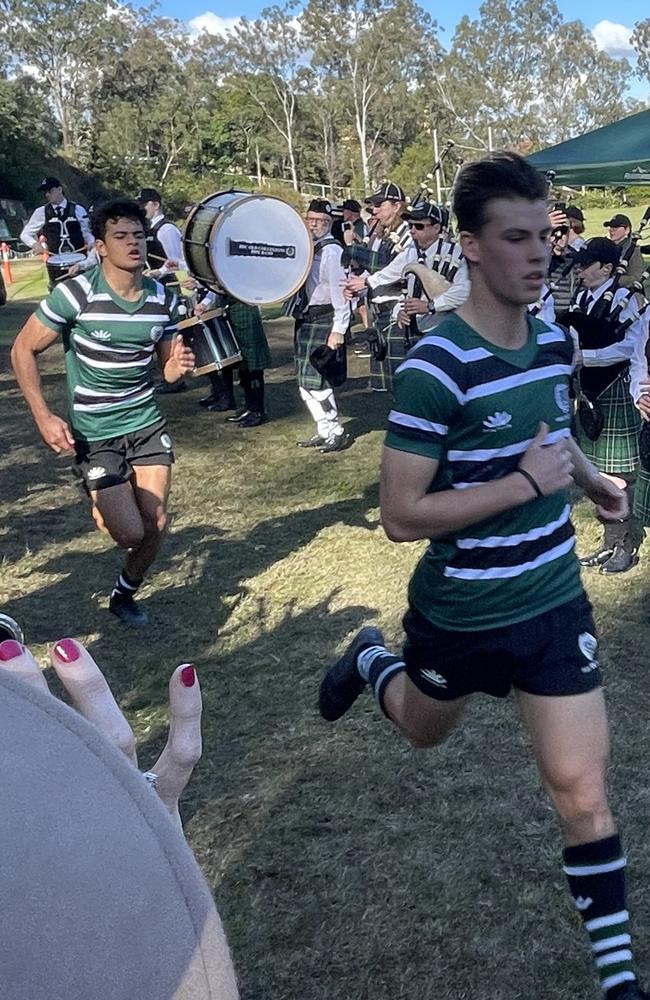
[365,223,416,304]
[149,213,184,268]
[398,241,471,333]
[20,198,94,250]
[528,284,556,326]
[306,240,350,334]
[571,278,645,368]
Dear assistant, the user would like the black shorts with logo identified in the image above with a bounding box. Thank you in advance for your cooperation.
[74,420,174,491]
[403,593,601,701]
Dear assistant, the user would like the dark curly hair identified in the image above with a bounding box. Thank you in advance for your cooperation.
[91,200,147,242]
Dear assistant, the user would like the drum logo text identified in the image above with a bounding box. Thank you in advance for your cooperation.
[227,239,296,260]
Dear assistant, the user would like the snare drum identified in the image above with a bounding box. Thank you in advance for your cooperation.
[46,252,87,268]
[183,190,313,306]
[177,309,242,377]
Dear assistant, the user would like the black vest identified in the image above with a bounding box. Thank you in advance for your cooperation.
[42,202,85,253]
[146,216,169,269]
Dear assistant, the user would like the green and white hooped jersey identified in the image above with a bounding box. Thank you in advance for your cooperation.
[37,267,181,441]
[385,313,584,632]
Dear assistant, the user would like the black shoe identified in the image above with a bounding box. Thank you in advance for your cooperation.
[319,432,353,454]
[238,411,266,428]
[319,626,385,721]
[606,983,650,999]
[297,434,326,448]
[226,408,249,423]
[109,592,149,627]
[579,547,614,568]
[599,545,639,575]
[154,380,187,395]
[206,396,237,412]
[198,395,216,408]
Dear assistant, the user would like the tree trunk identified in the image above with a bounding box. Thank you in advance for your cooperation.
[255,143,263,187]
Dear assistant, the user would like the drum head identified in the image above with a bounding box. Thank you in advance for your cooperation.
[47,252,86,267]
[209,195,312,306]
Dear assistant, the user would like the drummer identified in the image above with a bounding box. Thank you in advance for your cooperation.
[194,288,272,427]
[20,176,94,290]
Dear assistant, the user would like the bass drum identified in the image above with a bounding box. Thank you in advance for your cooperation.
[183,190,313,307]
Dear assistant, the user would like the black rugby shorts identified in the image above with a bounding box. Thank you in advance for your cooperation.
[403,593,601,701]
[74,420,174,491]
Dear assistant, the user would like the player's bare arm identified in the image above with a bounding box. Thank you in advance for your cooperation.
[565,437,628,520]
[380,421,574,542]
[10,315,75,454]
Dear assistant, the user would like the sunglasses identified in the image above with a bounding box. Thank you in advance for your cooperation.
[408,222,429,230]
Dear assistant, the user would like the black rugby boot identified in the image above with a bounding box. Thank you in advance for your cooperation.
[109,593,149,627]
[319,626,384,721]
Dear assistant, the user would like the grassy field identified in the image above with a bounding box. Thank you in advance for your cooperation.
[2,255,650,1000]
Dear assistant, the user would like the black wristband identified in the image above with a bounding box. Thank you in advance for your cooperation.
[515,467,544,498]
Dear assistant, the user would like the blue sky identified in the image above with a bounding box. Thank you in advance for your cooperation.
[153,0,648,101]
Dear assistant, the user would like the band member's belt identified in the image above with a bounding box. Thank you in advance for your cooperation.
[305,304,334,318]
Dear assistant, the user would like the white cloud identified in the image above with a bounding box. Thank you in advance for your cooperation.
[591,20,635,58]
[188,11,241,37]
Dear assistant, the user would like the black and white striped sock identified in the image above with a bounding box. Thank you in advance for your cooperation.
[357,645,405,717]
[563,835,637,996]
[111,570,142,601]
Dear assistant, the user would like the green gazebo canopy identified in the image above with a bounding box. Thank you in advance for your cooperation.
[527,110,650,187]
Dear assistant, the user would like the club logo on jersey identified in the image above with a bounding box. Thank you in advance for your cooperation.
[160,433,172,450]
[420,668,448,688]
[578,631,599,673]
[87,466,106,481]
[575,896,593,911]
[483,411,512,432]
[150,325,164,342]
[554,384,571,418]
[90,328,111,341]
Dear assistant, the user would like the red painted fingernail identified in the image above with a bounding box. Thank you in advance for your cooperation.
[53,638,81,663]
[181,664,196,687]
[0,639,23,661]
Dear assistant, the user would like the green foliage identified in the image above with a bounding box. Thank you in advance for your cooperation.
[0,0,647,209]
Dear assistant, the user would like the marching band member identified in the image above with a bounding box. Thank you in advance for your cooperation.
[568,237,647,574]
[20,176,94,290]
[344,182,415,393]
[293,199,353,454]
[396,201,470,336]
[194,288,272,428]
[604,214,646,290]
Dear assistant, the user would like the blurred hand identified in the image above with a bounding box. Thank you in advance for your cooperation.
[548,209,568,231]
[169,333,195,374]
[404,297,428,316]
[327,331,345,349]
[0,637,202,825]
[636,378,650,419]
[518,422,574,497]
[586,476,628,521]
[36,411,75,454]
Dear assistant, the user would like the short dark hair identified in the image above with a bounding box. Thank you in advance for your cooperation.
[453,152,548,232]
[91,200,147,241]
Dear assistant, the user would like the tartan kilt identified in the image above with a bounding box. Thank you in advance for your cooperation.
[369,307,409,393]
[575,374,641,474]
[228,302,271,371]
[294,308,347,390]
[633,468,650,524]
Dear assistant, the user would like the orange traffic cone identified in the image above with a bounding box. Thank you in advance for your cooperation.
[0,243,12,285]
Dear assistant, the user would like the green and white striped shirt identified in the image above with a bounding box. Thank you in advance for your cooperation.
[37,266,181,441]
[385,313,583,632]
